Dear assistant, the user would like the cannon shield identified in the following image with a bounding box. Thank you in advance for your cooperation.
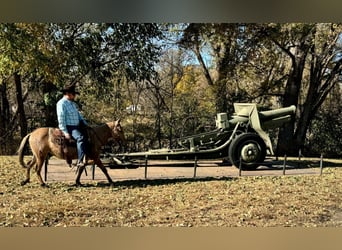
[228,103,296,155]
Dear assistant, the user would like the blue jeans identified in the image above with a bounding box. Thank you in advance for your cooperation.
[66,125,87,164]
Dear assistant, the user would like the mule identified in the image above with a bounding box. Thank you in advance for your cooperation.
[17,120,125,187]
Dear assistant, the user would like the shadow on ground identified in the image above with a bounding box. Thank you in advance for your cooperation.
[264,158,342,170]
[69,176,235,189]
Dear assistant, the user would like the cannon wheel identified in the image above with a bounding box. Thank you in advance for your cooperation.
[228,133,266,170]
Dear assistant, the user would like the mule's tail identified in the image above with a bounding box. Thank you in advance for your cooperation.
[18,133,34,168]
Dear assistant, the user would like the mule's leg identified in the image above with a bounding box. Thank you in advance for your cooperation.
[75,164,86,186]
[35,157,48,187]
[94,158,114,185]
[21,157,36,186]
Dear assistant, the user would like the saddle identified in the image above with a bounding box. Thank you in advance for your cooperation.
[49,128,77,146]
[48,128,77,164]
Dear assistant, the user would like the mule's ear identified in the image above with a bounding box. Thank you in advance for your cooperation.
[115,119,121,126]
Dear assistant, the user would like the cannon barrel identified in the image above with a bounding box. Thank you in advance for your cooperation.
[228,104,296,125]
[258,105,296,121]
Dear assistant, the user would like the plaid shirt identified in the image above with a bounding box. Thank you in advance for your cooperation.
[56,96,87,135]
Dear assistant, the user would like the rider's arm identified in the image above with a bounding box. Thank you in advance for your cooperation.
[56,100,70,137]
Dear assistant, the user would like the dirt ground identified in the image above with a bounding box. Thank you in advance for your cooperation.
[1,155,341,227]
[43,157,323,184]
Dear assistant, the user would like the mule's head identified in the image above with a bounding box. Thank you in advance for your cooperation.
[108,119,126,145]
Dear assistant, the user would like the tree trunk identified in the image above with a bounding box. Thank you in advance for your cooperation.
[0,80,10,135]
[215,47,235,113]
[294,101,315,152]
[42,81,58,127]
[0,80,10,153]
[276,49,308,156]
[294,55,342,155]
[214,79,228,113]
[14,72,28,138]
[194,43,214,86]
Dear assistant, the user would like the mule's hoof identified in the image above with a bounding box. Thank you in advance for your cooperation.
[20,180,29,186]
[74,182,84,187]
[41,183,49,188]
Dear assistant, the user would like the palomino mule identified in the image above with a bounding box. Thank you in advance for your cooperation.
[18,120,125,187]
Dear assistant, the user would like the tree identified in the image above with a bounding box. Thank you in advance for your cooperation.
[0,23,50,139]
[262,24,342,155]
[307,84,342,157]
[179,23,261,113]
[47,24,162,85]
[0,23,164,153]
[178,23,342,156]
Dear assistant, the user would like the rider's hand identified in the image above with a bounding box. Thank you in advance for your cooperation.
[65,133,71,140]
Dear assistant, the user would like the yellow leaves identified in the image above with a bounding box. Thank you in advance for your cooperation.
[174,66,198,94]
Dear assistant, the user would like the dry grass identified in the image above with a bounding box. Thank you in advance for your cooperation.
[0,155,342,227]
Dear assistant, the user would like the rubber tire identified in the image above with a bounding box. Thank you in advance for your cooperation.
[228,133,266,170]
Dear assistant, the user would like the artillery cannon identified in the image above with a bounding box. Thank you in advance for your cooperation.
[117,103,296,170]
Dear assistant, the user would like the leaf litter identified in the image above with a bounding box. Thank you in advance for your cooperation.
[0,156,341,227]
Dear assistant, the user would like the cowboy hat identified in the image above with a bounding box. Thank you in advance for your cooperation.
[61,84,80,95]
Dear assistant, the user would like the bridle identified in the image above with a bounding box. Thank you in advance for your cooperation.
[110,122,125,144]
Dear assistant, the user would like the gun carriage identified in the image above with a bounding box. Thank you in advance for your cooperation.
[115,103,296,170]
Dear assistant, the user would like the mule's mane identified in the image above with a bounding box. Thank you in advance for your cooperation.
[90,123,112,143]
[93,123,108,128]
[93,122,114,129]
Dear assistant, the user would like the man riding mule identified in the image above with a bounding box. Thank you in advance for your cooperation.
[18,120,125,187]
[56,84,89,169]
[17,84,126,187]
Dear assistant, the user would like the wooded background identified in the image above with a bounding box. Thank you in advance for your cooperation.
[0,23,341,157]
